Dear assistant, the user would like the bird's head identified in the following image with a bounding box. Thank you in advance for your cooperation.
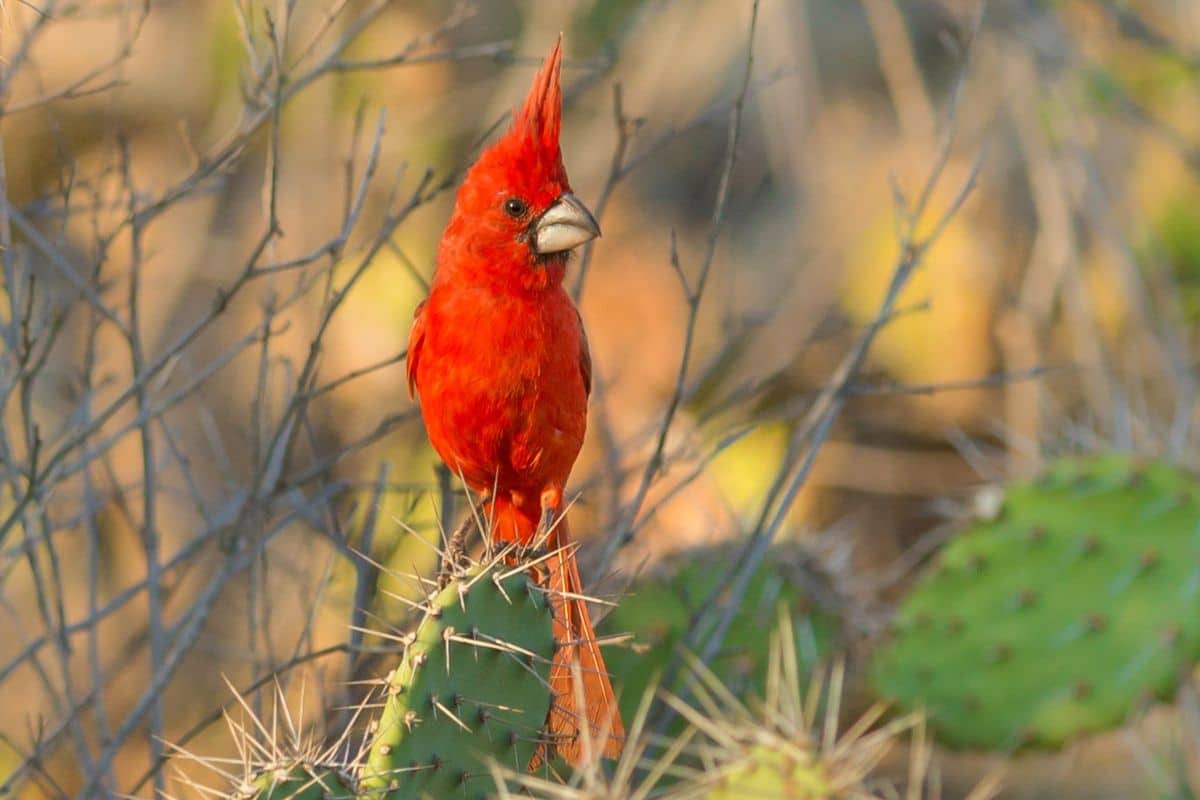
[439,36,600,292]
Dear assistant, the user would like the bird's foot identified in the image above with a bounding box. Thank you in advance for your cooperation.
[536,505,557,541]
[437,512,477,589]
[534,485,565,543]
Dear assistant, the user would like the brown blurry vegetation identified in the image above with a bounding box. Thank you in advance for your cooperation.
[1,1,1200,798]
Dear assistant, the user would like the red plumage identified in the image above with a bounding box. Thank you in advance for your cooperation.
[407,36,624,766]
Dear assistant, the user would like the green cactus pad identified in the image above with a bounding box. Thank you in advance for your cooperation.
[704,746,831,800]
[600,545,834,725]
[238,762,355,800]
[358,566,556,799]
[872,455,1200,750]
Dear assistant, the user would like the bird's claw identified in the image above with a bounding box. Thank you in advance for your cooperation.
[537,506,557,541]
[437,513,477,589]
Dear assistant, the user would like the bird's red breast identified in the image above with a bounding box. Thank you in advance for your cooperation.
[409,283,589,534]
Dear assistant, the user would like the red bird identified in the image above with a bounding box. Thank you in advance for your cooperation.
[406,38,624,765]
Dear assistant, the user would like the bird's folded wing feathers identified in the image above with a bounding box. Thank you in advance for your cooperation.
[406,299,428,400]
[577,308,592,398]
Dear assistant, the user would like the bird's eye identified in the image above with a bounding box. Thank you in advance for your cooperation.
[503,197,529,218]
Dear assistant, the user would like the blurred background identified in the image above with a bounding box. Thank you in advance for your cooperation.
[2,1,1200,797]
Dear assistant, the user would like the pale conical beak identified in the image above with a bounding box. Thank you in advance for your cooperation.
[533,193,601,255]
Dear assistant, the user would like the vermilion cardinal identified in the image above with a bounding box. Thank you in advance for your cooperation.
[406,37,624,765]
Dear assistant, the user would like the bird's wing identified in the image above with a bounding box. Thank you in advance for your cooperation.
[406,299,428,400]
[577,307,592,398]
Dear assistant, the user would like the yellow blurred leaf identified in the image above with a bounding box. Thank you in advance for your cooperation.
[841,212,997,407]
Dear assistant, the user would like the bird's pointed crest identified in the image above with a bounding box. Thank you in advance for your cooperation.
[512,34,563,153]
[439,34,573,290]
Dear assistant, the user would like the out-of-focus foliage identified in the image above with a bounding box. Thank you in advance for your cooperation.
[2,1,1200,798]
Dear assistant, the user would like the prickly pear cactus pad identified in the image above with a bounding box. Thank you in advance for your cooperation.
[600,545,834,725]
[872,455,1200,750]
[358,567,556,799]
[237,762,355,800]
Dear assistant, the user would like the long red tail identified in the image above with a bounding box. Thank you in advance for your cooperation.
[487,498,625,766]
